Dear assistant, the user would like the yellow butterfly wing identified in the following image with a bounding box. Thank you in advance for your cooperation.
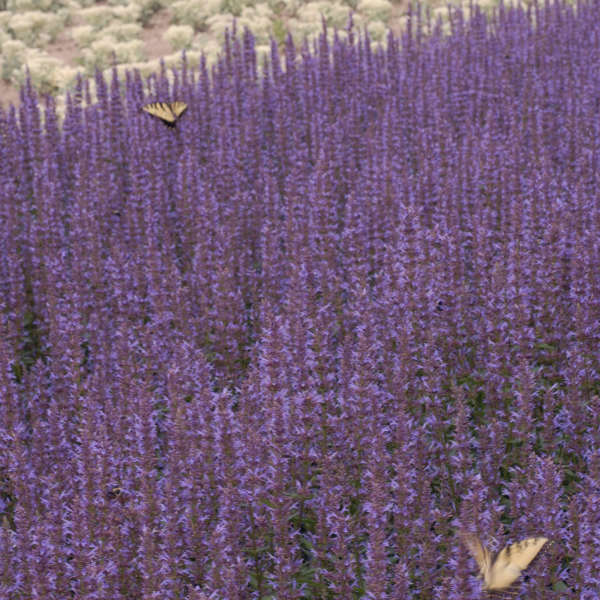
[169,101,187,118]
[142,101,187,126]
[465,535,549,590]
[461,532,492,580]
[142,102,175,123]
[494,537,548,572]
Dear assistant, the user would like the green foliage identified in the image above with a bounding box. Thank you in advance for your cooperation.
[220,0,245,17]
[138,0,164,26]
[272,16,286,43]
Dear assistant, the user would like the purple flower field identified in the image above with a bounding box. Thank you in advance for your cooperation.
[1,1,600,598]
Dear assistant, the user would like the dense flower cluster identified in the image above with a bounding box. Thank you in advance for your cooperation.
[1,1,599,598]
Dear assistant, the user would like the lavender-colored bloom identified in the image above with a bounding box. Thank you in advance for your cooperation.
[1,1,599,596]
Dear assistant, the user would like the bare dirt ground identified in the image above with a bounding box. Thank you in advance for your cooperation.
[140,8,174,60]
[0,79,20,108]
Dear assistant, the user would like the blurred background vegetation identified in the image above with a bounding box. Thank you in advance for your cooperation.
[0,0,546,111]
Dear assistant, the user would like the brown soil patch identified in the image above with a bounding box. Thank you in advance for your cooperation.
[140,8,175,61]
[45,28,82,68]
[0,79,21,110]
[389,0,411,36]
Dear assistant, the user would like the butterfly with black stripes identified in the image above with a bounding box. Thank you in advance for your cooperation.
[142,101,187,127]
[462,532,549,591]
